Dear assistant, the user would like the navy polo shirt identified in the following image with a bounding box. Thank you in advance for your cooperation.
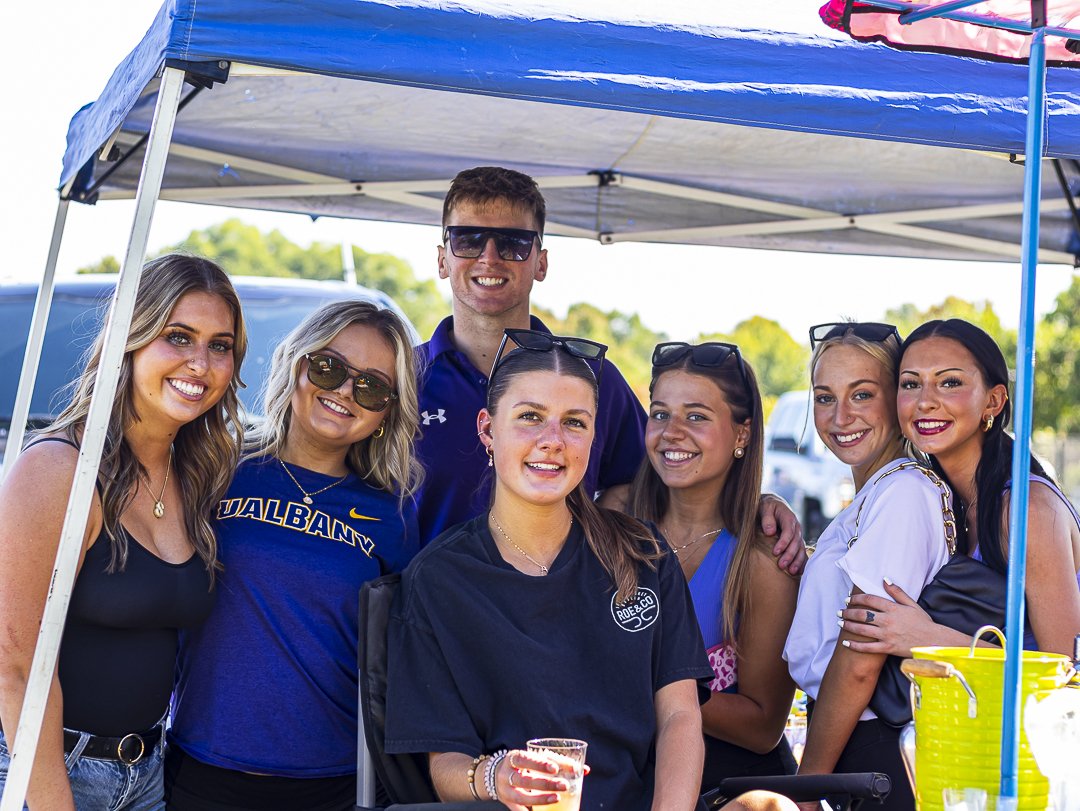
[414,315,647,545]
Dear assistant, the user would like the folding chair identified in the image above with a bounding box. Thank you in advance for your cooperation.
[356,574,891,811]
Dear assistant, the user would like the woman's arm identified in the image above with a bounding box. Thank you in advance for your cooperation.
[0,443,96,811]
[798,588,886,777]
[1017,485,1080,655]
[701,548,797,753]
[841,582,984,656]
[651,678,705,811]
[429,750,565,810]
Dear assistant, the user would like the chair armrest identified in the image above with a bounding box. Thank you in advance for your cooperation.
[707,772,892,804]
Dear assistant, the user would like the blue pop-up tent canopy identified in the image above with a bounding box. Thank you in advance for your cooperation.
[4,1,1080,808]
[52,0,1080,263]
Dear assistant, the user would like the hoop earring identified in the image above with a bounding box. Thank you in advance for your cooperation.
[983,414,994,433]
[372,424,385,439]
[733,447,745,459]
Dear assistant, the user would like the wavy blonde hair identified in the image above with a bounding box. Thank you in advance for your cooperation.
[45,254,247,579]
[247,300,422,497]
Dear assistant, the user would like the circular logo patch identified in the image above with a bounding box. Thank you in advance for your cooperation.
[610,587,660,633]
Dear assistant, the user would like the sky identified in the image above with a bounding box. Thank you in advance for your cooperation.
[1,0,1076,345]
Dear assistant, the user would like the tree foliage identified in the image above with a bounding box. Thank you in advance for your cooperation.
[1035,277,1080,433]
[79,219,449,337]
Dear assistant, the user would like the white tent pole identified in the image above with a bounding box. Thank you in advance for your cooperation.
[1,198,69,481]
[0,65,185,811]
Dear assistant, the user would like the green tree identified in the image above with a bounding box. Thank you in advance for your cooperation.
[1035,276,1080,433]
[76,255,120,274]
[884,296,1016,361]
[699,316,808,419]
[535,302,664,404]
[168,218,449,336]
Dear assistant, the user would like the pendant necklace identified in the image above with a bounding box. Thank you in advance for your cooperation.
[667,526,724,558]
[489,511,572,576]
[279,458,348,505]
[141,446,173,519]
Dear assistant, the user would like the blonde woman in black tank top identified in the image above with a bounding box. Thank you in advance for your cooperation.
[0,255,247,811]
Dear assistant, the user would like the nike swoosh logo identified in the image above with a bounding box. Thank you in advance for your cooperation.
[349,509,381,521]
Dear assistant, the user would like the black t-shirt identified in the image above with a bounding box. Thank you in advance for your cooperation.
[385,515,712,811]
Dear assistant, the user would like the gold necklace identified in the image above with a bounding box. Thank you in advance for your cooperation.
[488,511,573,576]
[140,446,173,519]
[279,458,348,505]
[666,526,724,558]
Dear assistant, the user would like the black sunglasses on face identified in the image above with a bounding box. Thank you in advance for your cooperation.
[809,322,901,350]
[488,328,607,384]
[443,226,541,262]
[652,341,752,395]
[304,353,398,413]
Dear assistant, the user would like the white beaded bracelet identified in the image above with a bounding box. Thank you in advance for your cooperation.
[484,749,508,801]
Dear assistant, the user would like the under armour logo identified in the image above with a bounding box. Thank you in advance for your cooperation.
[421,409,447,425]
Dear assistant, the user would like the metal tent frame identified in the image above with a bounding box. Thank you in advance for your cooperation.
[3,2,1080,807]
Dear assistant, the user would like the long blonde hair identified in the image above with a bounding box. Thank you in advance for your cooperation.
[46,254,247,578]
[248,300,423,498]
[627,351,765,647]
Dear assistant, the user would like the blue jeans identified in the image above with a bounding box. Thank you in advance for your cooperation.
[0,727,164,811]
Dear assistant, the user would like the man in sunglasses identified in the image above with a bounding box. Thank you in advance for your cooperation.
[414,166,648,545]
[415,167,806,573]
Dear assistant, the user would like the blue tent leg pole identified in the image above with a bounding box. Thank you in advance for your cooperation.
[1000,24,1046,802]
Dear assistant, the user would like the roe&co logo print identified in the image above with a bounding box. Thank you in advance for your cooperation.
[610,587,659,632]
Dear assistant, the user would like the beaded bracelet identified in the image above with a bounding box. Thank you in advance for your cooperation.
[484,749,508,801]
[466,754,486,800]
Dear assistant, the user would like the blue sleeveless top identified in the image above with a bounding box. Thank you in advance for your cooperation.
[688,529,739,693]
[971,473,1080,650]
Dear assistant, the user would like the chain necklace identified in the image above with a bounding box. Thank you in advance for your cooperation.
[140,446,173,519]
[666,526,724,558]
[488,511,573,576]
[279,458,348,505]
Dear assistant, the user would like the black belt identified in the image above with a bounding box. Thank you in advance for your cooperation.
[63,725,161,766]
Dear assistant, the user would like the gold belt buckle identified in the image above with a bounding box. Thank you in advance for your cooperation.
[117,733,146,766]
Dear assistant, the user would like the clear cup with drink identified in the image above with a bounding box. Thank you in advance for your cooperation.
[525,738,587,811]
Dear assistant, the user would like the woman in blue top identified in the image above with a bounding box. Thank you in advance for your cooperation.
[166,300,422,811]
[626,342,799,792]
[841,318,1080,657]
[0,255,246,811]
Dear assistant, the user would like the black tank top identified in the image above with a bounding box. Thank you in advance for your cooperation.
[28,438,216,735]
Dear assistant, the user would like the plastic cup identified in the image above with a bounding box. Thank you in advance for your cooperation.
[526,738,587,811]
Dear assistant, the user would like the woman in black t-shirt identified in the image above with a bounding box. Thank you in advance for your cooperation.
[385,329,796,811]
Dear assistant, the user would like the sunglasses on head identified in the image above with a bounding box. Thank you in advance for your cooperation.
[443,226,541,262]
[809,322,901,350]
[304,353,398,413]
[652,341,752,394]
[488,329,607,383]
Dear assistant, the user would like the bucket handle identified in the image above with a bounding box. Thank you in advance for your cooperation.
[970,625,1006,656]
[900,658,979,718]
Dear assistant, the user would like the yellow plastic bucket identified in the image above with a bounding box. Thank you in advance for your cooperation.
[901,626,1074,811]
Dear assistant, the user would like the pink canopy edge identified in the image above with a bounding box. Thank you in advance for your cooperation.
[821,0,1080,63]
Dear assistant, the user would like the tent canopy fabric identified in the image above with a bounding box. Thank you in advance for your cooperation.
[59,0,1080,263]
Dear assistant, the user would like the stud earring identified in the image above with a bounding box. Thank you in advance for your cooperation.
[733,447,745,459]
[983,414,994,432]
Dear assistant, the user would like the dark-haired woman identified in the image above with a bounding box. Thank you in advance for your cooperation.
[626,342,798,792]
[0,255,246,810]
[385,331,795,811]
[842,318,1080,657]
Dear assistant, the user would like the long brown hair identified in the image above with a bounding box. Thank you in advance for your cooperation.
[46,254,247,578]
[627,351,765,646]
[487,346,659,602]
